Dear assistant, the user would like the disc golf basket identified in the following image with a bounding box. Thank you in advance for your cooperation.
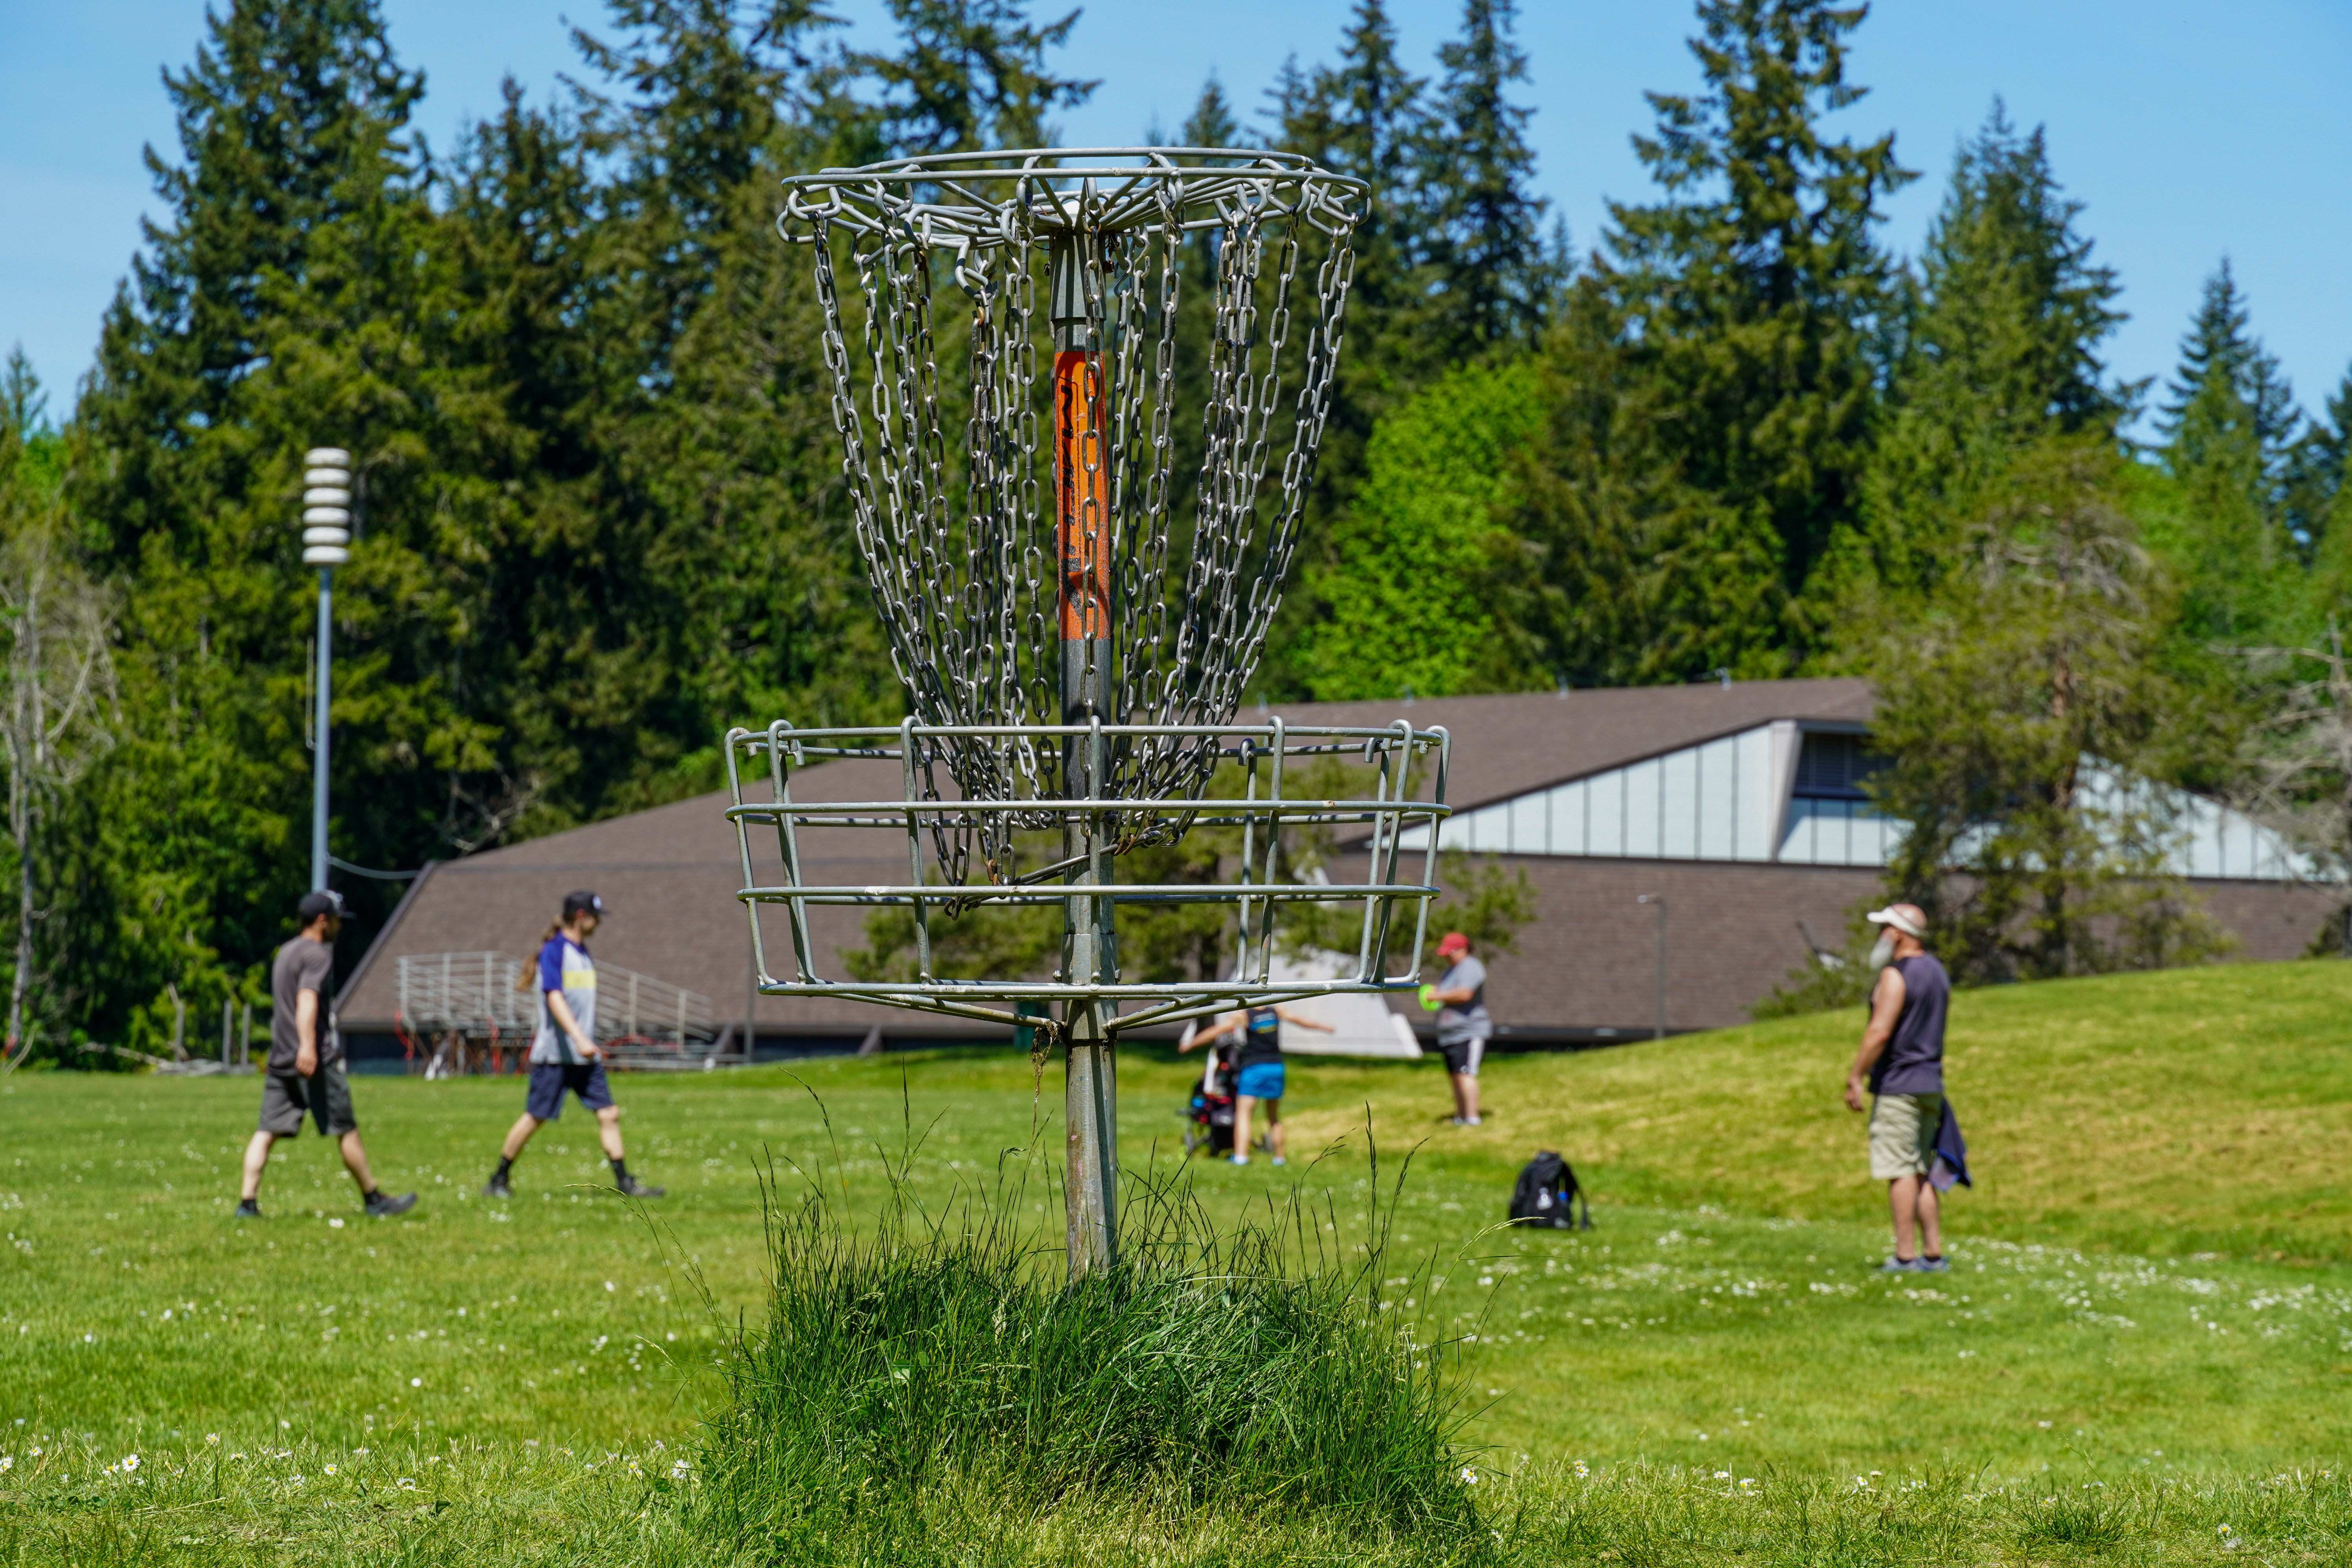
[730,149,1454,1272]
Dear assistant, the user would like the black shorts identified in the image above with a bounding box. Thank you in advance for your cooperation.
[259,1062,358,1137]
[526,1061,615,1121]
[1441,1037,1486,1077]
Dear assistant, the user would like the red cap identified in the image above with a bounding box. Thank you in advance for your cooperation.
[1436,931,1470,955]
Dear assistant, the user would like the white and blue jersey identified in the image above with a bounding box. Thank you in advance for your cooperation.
[531,934,597,1065]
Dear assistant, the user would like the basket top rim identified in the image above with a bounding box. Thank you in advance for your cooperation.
[779,146,1366,241]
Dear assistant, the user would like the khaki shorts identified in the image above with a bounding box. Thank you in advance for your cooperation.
[1868,1091,1942,1180]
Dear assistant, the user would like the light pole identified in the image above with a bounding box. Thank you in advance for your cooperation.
[300,448,352,892]
[1636,894,1666,1040]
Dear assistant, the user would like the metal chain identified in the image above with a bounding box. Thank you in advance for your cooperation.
[794,160,1358,879]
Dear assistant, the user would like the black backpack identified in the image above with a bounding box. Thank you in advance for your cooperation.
[1508,1151,1592,1230]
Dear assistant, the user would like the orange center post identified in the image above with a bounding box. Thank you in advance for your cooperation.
[1053,348,1110,643]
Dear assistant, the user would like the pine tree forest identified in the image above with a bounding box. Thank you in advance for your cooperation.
[4,0,2350,1058]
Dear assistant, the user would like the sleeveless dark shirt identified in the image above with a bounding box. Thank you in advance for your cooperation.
[1237,1007,1283,1069]
[1872,953,1948,1095]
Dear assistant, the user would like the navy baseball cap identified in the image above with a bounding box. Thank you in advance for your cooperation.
[298,890,345,923]
[562,890,604,920]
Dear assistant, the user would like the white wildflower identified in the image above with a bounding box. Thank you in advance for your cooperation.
[121,1454,139,1473]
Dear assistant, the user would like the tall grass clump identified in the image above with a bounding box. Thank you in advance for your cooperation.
[688,1136,1482,1564]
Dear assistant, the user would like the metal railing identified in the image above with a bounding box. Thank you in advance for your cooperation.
[394,953,727,1072]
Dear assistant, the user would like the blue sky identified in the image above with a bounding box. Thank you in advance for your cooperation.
[4,0,2347,434]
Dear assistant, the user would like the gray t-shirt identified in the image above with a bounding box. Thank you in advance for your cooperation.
[269,936,338,1071]
[1435,956,1491,1046]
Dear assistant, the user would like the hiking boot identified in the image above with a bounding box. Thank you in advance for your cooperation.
[1875,1255,1922,1274]
[234,1199,262,1220]
[364,1190,418,1218]
[614,1174,665,1199]
[482,1173,512,1200]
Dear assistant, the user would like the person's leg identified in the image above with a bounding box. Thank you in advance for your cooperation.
[240,1131,278,1202]
[501,1113,544,1161]
[337,1131,378,1194]
[594,1104,625,1162]
[1916,1178,1943,1259]
[1886,1174,1922,1261]
[1456,1072,1480,1122]
[1264,1096,1284,1161]
[1232,1095,1256,1162]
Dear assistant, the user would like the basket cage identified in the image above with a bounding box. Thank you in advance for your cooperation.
[723,717,1451,1037]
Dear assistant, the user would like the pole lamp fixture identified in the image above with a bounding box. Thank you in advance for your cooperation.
[301,447,352,893]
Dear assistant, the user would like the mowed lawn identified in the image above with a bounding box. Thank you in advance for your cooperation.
[3,959,2350,1556]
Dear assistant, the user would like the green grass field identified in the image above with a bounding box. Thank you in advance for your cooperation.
[4,961,2351,1564]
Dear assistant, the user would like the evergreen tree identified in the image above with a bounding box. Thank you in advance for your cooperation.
[1849,103,2124,595]
[1179,72,1239,148]
[2155,262,2303,644]
[856,0,1097,154]
[69,0,478,1047]
[1528,0,1911,677]
[1258,3,1436,694]
[2281,364,2350,555]
[1417,0,1554,357]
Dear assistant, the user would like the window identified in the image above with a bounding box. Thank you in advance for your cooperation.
[1793,732,1881,800]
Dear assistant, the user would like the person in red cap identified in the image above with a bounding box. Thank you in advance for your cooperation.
[1424,931,1491,1125]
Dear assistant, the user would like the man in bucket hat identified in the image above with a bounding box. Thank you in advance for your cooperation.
[1844,902,1950,1272]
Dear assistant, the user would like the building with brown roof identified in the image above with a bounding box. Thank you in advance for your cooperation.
[334,680,2337,1063]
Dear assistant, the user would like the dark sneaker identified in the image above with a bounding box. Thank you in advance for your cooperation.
[482,1173,512,1200]
[234,1199,263,1220]
[364,1190,418,1218]
[614,1175,665,1199]
[1876,1255,1922,1274]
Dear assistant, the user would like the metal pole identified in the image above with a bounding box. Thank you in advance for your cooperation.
[1638,894,1666,1040]
[1052,225,1118,1277]
[311,568,332,891]
[299,447,352,891]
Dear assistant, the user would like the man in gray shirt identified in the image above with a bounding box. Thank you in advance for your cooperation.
[236,891,415,1219]
[1426,931,1493,1126]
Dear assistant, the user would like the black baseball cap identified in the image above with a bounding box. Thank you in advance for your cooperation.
[298,890,346,923]
[562,890,604,920]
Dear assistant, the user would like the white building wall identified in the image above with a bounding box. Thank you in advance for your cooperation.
[1405,726,2315,883]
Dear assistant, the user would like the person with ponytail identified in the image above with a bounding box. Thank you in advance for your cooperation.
[482,891,664,1200]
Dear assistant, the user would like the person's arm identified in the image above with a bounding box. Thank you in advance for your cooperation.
[1430,965,1483,1006]
[1845,966,1907,1111]
[1180,1010,1244,1051]
[295,988,320,1077]
[1273,1005,1334,1032]
[546,988,602,1061]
